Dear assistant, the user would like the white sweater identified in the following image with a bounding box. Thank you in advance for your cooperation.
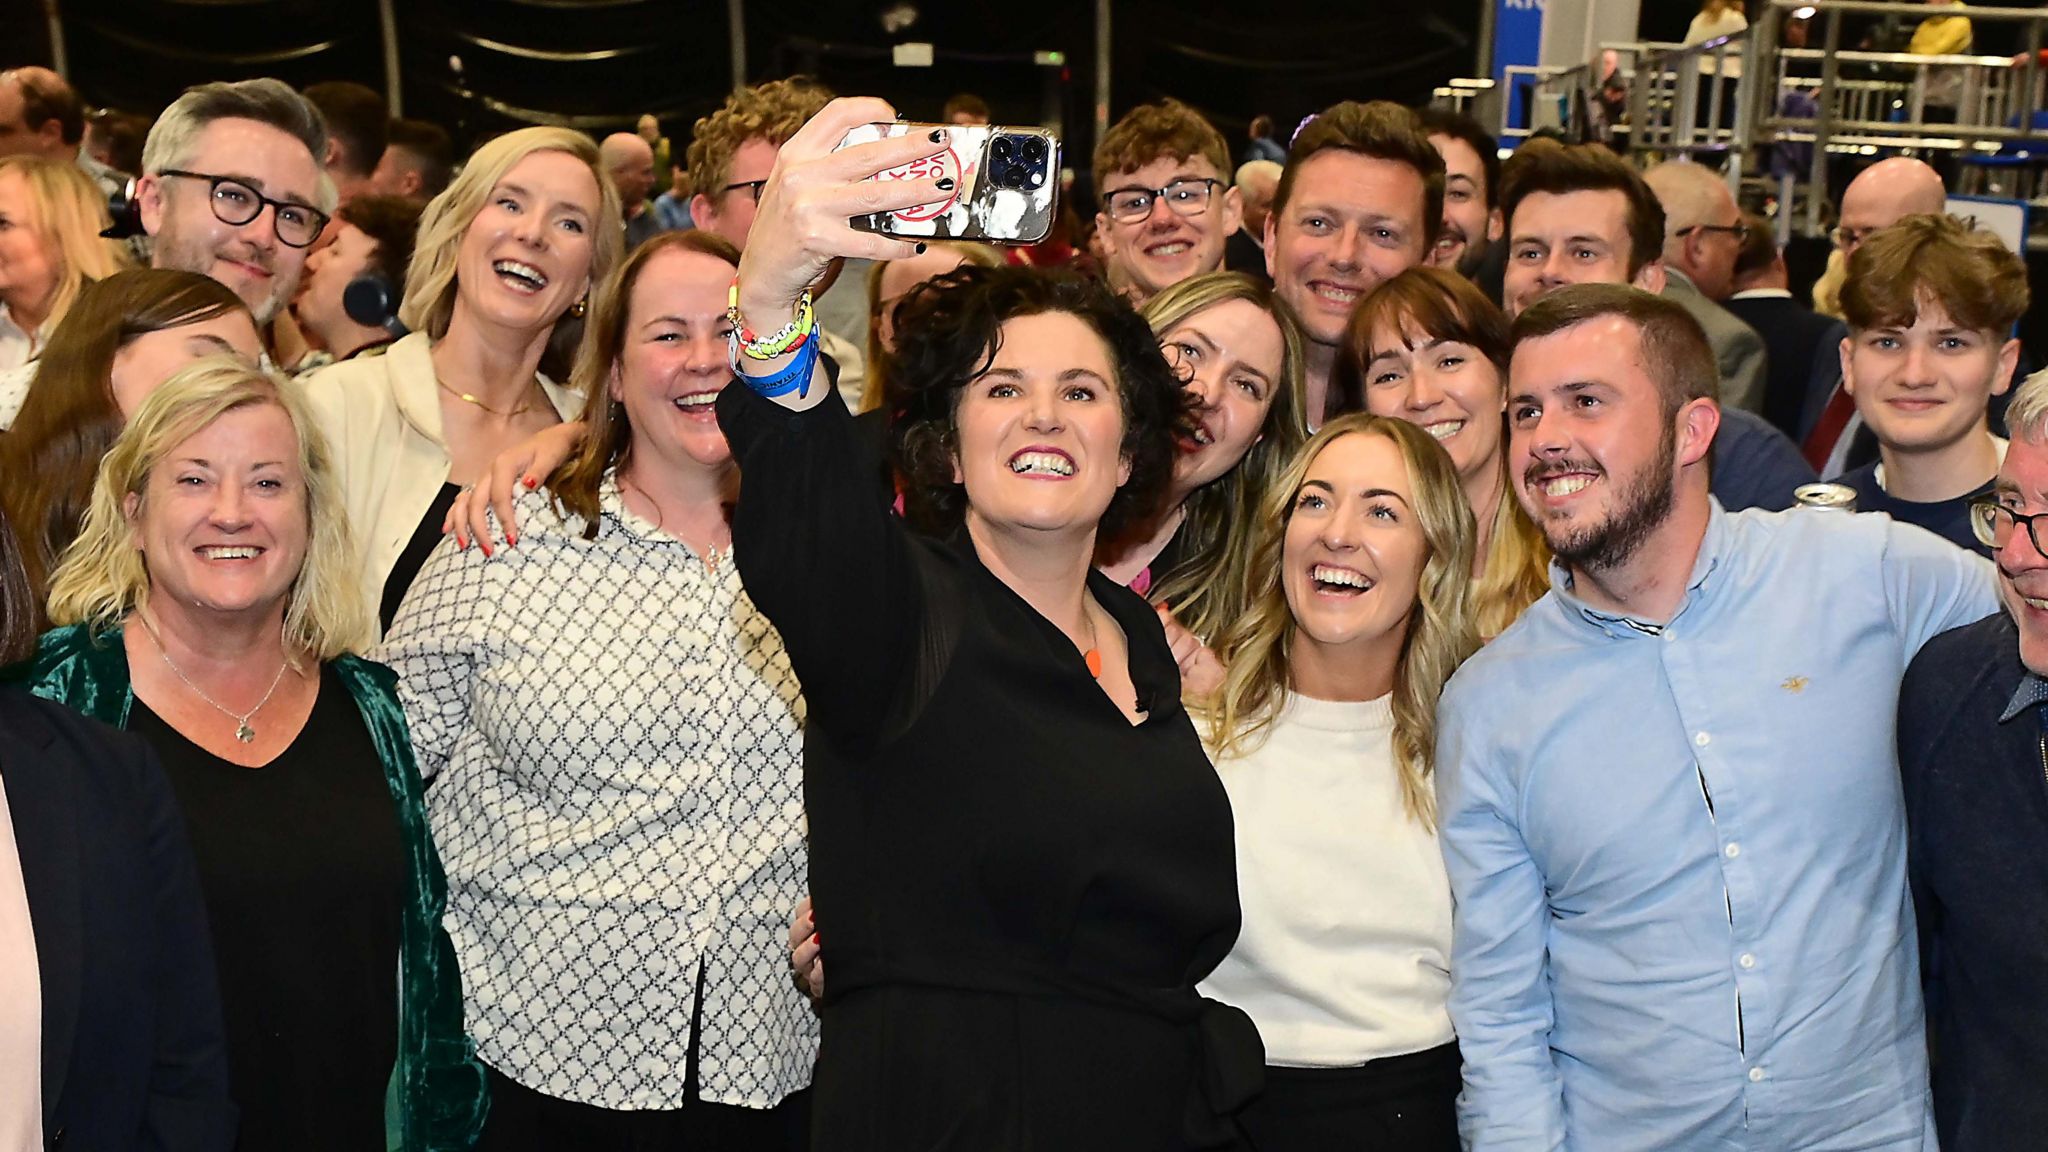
[1199,693,1455,1068]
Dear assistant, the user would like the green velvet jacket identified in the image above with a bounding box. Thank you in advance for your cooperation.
[6,625,490,1151]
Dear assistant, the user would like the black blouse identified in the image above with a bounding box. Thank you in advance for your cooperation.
[130,664,402,1151]
[719,383,1259,1151]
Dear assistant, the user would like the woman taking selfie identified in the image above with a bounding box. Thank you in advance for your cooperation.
[719,98,1260,1150]
[1196,413,1477,1151]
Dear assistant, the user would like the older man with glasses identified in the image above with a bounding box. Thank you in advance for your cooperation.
[1643,160,1769,415]
[1090,99,1242,307]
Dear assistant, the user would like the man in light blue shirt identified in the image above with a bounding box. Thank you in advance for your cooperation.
[1437,282,1995,1150]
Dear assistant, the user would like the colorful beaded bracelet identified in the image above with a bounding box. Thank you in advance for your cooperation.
[734,324,822,399]
[727,280,816,362]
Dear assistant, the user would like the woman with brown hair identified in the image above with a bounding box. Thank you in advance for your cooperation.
[0,268,258,621]
[379,228,816,1147]
[1350,266,1549,638]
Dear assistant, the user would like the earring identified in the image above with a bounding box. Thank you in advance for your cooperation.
[571,297,588,318]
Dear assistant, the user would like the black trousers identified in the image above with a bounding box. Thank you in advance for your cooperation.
[475,963,812,1151]
[1232,1042,1461,1152]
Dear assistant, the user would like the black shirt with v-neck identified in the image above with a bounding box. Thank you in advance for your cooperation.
[720,382,1255,1151]
[129,662,401,1151]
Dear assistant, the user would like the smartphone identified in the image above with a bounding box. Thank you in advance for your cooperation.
[836,122,1061,245]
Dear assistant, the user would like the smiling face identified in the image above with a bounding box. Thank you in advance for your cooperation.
[126,402,309,626]
[452,149,600,337]
[1841,296,2017,459]
[953,311,1131,539]
[1992,433,2048,673]
[1427,133,1498,272]
[1267,150,1431,348]
[614,246,739,476]
[0,168,56,317]
[1508,315,1681,571]
[1161,297,1285,497]
[1502,188,1657,318]
[1283,431,1428,665]
[1096,154,1241,304]
[1362,319,1505,486]
[139,117,325,325]
[109,311,264,418]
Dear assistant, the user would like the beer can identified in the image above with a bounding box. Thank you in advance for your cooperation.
[1794,483,1857,512]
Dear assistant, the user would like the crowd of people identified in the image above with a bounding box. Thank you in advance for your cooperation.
[0,49,2040,1152]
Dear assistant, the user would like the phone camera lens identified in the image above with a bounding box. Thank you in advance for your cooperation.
[992,137,1016,160]
[1021,137,1047,160]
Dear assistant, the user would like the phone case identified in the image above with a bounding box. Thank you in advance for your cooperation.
[838,122,1060,245]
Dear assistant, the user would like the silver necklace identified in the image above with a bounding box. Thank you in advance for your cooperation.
[140,618,293,744]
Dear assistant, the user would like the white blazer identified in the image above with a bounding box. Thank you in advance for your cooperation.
[298,332,583,632]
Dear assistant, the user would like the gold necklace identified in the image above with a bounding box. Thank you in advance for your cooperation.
[437,378,535,418]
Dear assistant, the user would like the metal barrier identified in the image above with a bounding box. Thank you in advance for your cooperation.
[1494,1,2048,243]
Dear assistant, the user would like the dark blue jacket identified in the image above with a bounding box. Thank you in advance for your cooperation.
[0,684,236,1149]
[1897,611,2048,1152]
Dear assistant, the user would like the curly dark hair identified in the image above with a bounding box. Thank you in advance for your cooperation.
[884,264,1182,540]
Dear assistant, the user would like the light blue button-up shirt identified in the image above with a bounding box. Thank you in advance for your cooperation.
[1436,502,1997,1150]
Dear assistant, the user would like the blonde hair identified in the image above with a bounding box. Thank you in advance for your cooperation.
[1200,414,1479,827]
[685,77,833,202]
[0,154,131,334]
[1141,271,1311,645]
[399,126,624,341]
[860,241,1004,413]
[45,356,373,660]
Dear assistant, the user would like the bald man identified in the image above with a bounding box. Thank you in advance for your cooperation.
[1643,161,1769,413]
[1226,159,1280,278]
[601,131,662,250]
[1804,157,1953,470]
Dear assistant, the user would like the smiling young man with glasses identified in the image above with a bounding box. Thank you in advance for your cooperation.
[135,79,333,337]
[1091,99,1241,307]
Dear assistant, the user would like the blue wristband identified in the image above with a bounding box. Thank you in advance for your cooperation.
[734,325,822,399]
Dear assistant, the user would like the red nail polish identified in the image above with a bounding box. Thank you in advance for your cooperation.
[480,542,492,558]
[814,932,822,945]
[524,475,539,489]
[455,534,466,550]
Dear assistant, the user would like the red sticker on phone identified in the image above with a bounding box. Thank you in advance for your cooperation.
[876,147,962,222]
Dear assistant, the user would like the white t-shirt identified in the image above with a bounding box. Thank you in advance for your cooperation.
[1199,692,1455,1068]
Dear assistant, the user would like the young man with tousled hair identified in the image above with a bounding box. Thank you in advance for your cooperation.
[1266,100,1443,427]
[1092,100,1243,307]
[1497,143,1813,511]
[1836,214,2026,553]
[1439,281,1993,1152]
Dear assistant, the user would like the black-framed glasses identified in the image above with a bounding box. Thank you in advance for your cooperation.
[1969,500,2048,553]
[1103,178,1222,224]
[722,179,767,204]
[1678,222,1746,241]
[157,169,329,248]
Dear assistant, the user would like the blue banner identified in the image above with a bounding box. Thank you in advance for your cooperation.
[1495,0,1546,135]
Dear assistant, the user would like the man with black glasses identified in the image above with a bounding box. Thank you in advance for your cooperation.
[686,78,833,252]
[1091,99,1242,306]
[1897,365,2048,1151]
[134,78,334,335]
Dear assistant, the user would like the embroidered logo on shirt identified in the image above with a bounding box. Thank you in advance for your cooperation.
[1781,676,1809,694]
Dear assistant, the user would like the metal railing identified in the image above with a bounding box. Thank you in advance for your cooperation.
[1498,1,2048,242]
